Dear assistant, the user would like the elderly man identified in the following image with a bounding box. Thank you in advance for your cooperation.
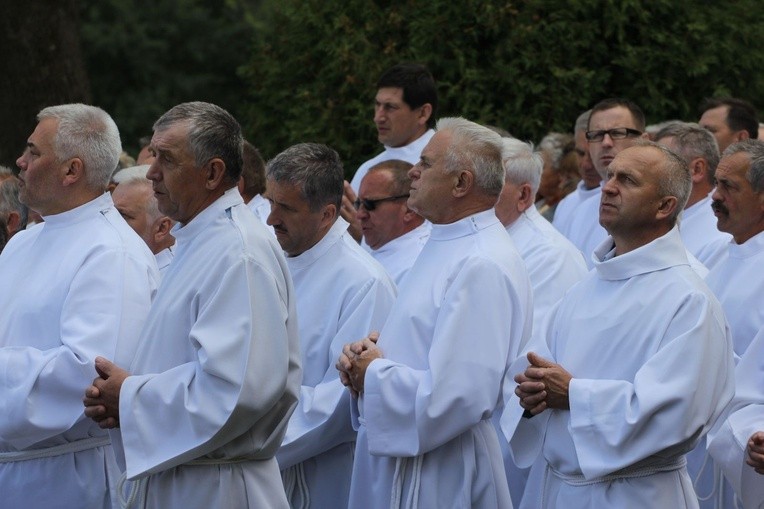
[337,117,533,508]
[699,97,758,154]
[83,102,301,509]
[112,165,175,275]
[356,159,430,284]
[0,104,157,509]
[504,142,734,508]
[655,122,731,270]
[265,143,396,509]
[0,167,27,237]
[565,99,647,267]
[494,137,587,506]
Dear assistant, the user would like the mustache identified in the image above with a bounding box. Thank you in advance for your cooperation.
[711,200,728,215]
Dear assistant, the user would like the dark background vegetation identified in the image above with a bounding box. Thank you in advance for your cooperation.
[1,0,763,178]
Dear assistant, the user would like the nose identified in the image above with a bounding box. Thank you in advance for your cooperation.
[374,105,386,124]
[356,204,369,220]
[711,186,722,202]
[408,164,420,181]
[145,161,159,181]
[601,133,615,148]
[266,208,278,227]
[602,176,617,195]
[16,154,27,172]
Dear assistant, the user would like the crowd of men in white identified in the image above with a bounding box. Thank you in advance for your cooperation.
[0,63,763,509]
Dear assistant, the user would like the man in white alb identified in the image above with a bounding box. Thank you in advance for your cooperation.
[654,122,730,269]
[338,117,533,508]
[83,102,301,509]
[341,63,437,240]
[0,104,157,509]
[552,110,601,237]
[356,159,430,285]
[505,142,734,508]
[112,165,176,276]
[238,139,272,228]
[266,143,396,508]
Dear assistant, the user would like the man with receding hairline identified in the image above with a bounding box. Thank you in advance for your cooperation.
[505,142,733,509]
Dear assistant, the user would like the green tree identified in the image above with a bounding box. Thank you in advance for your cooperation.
[244,0,764,178]
[79,0,258,157]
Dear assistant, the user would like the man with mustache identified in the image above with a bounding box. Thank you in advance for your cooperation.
[705,140,764,508]
[266,143,396,508]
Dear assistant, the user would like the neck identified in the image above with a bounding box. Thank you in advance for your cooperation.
[612,225,671,256]
[685,182,712,209]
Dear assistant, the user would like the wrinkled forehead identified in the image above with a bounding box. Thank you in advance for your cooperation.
[589,106,639,130]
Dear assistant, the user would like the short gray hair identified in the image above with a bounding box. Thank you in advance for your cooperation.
[112,164,150,185]
[0,167,28,230]
[654,122,720,183]
[266,143,344,211]
[633,141,691,225]
[501,138,543,195]
[367,159,414,196]
[113,165,162,222]
[436,117,505,195]
[153,102,243,183]
[37,104,121,190]
[574,110,591,134]
[723,139,764,193]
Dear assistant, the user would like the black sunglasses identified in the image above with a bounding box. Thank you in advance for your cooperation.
[353,194,410,211]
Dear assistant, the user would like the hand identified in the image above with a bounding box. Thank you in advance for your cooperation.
[341,182,362,243]
[336,332,382,395]
[514,371,547,416]
[746,431,764,474]
[522,352,572,411]
[82,357,130,429]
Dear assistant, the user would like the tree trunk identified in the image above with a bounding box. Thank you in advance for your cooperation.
[0,0,91,168]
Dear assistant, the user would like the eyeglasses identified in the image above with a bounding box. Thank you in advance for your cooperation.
[585,128,642,143]
[353,194,409,211]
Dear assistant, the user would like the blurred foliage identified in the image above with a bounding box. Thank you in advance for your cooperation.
[79,0,258,156]
[78,0,764,178]
[244,0,764,177]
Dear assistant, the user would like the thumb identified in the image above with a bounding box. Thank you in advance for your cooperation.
[94,356,114,379]
[368,331,380,343]
[527,351,555,368]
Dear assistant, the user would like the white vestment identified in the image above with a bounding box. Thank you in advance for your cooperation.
[349,209,533,509]
[368,222,431,286]
[705,230,764,357]
[349,130,435,192]
[502,226,734,509]
[564,192,608,268]
[277,218,396,508]
[115,188,301,509]
[500,206,588,506]
[154,245,174,278]
[707,326,764,509]
[247,193,272,227]
[552,182,600,238]
[0,193,158,509]
[679,193,730,271]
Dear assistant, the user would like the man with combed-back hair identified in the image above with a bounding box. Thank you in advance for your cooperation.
[266,143,396,509]
[655,122,731,270]
[699,97,759,154]
[0,104,158,509]
[83,101,301,509]
[338,117,533,508]
[504,142,734,509]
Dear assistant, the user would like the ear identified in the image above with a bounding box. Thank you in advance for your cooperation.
[322,203,337,224]
[402,206,420,223]
[453,170,473,198]
[418,103,433,126]
[205,158,228,190]
[153,216,174,243]
[689,157,707,184]
[62,158,85,187]
[517,183,535,213]
[656,196,678,221]
[736,130,751,142]
[5,211,20,235]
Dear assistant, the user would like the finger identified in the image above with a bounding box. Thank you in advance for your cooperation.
[85,385,101,398]
[336,353,352,372]
[98,417,119,429]
[527,352,556,369]
[349,341,366,355]
[529,400,548,416]
[94,357,114,379]
[520,390,547,408]
[368,331,380,344]
[84,405,106,418]
[751,431,764,445]
[525,367,548,380]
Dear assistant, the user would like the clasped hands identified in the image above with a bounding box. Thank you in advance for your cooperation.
[336,331,383,398]
[82,356,129,429]
[514,352,572,416]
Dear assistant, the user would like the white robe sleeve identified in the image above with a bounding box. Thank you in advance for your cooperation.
[119,257,294,478]
[0,248,155,448]
[277,278,395,469]
[362,258,519,456]
[568,291,734,479]
[707,326,764,508]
